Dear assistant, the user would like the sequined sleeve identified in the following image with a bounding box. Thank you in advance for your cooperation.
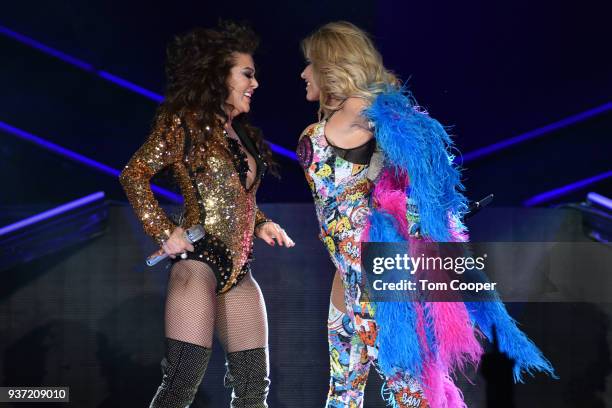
[119,112,184,245]
[254,206,271,232]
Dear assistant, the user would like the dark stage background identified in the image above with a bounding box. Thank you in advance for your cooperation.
[1,0,611,211]
[1,0,611,407]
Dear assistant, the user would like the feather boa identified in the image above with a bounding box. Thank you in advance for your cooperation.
[363,86,556,407]
[364,87,468,241]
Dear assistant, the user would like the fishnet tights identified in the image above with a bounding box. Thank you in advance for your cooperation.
[165,259,268,352]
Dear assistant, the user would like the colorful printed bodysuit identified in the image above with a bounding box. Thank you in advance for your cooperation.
[297,119,428,408]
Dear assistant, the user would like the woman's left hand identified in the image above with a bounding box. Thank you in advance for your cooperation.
[256,222,295,247]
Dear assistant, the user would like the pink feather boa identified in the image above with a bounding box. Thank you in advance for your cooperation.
[364,169,482,407]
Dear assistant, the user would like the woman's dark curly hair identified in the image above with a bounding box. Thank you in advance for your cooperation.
[159,20,277,175]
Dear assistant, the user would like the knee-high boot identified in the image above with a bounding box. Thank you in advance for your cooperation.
[224,347,270,408]
[149,338,212,408]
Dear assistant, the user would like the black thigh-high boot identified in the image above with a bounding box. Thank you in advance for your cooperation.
[224,348,270,408]
[149,338,212,408]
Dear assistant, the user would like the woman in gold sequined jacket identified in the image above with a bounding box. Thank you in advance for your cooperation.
[119,21,294,408]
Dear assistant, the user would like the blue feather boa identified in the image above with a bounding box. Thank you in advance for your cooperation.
[364,86,468,241]
[367,209,422,376]
[365,86,556,385]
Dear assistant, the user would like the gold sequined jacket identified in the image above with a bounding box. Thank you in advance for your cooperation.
[119,111,269,293]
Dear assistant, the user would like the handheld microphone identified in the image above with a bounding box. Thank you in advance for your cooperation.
[146,224,206,266]
[465,194,494,219]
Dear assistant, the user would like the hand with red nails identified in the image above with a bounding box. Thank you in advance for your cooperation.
[255,222,295,248]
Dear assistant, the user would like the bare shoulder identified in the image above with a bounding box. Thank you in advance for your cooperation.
[337,97,372,131]
[327,98,373,148]
[342,97,370,115]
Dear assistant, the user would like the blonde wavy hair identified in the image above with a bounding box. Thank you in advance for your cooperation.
[301,21,399,119]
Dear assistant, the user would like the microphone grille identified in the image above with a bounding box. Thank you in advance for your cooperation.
[185,224,206,243]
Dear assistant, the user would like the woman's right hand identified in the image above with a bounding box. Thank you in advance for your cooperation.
[161,227,195,259]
